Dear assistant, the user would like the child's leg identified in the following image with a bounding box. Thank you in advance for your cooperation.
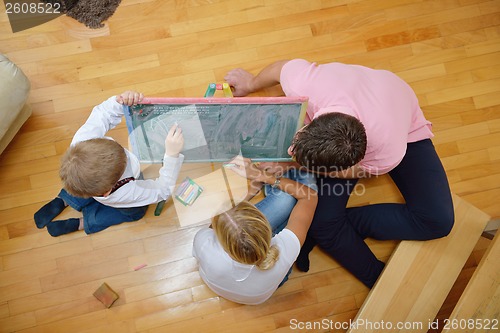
[35,188,94,229]
[46,218,81,237]
[34,196,67,228]
[255,169,316,235]
[82,203,148,234]
[257,169,317,288]
[58,189,94,212]
[36,189,95,232]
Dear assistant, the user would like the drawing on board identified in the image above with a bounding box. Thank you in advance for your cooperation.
[124,97,308,163]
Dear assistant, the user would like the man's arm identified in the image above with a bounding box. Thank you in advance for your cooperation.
[224,60,289,96]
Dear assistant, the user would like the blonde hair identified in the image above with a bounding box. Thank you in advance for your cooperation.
[59,138,127,198]
[212,201,280,270]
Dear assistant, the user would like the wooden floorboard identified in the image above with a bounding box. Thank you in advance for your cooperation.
[0,0,499,332]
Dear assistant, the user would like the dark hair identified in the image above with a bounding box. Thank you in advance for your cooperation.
[292,112,367,171]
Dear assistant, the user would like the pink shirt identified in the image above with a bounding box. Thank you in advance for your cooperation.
[280,59,433,175]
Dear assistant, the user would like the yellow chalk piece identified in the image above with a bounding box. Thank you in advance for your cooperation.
[222,82,233,97]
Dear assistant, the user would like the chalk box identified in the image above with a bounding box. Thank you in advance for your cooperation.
[175,177,203,206]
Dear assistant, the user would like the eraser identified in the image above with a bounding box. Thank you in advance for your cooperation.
[93,283,119,308]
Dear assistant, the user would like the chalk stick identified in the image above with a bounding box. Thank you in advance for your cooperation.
[222,82,233,97]
[133,263,148,271]
[175,179,190,196]
[204,83,216,97]
[154,200,165,216]
[180,184,194,200]
[185,188,197,204]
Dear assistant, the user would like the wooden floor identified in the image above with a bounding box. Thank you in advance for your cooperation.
[0,0,499,332]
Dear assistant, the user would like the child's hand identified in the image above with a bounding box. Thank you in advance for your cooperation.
[116,91,144,106]
[226,156,267,181]
[164,123,184,157]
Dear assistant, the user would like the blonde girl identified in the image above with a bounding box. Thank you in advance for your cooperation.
[193,157,317,305]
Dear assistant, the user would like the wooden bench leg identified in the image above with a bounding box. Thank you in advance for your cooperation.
[441,231,500,333]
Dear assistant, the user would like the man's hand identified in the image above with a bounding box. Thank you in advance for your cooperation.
[225,156,278,184]
[116,91,144,106]
[224,68,255,97]
[165,123,184,157]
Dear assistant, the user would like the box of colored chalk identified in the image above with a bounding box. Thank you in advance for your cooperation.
[175,177,203,206]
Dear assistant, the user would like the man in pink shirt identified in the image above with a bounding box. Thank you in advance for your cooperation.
[225,59,454,288]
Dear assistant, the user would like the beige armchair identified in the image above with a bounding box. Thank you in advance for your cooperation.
[0,54,31,155]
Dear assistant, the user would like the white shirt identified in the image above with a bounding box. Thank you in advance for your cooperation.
[71,96,184,208]
[192,228,301,305]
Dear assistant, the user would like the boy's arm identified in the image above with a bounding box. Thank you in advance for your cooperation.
[224,60,289,96]
[95,153,185,207]
[123,123,184,204]
[71,91,143,145]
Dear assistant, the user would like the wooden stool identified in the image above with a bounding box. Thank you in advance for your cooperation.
[348,194,491,333]
[441,231,499,333]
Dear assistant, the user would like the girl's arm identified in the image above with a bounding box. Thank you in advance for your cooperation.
[226,156,317,246]
[260,173,317,246]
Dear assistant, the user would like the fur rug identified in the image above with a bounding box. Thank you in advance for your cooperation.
[42,0,122,28]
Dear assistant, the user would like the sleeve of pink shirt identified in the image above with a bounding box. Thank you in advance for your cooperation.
[280,59,317,98]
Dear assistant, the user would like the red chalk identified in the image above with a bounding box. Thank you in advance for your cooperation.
[133,263,147,271]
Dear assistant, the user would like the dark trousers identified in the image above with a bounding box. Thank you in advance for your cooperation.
[305,139,454,288]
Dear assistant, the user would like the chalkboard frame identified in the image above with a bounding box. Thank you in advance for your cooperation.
[124,97,308,163]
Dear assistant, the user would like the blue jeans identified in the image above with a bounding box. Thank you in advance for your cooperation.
[305,139,454,288]
[254,168,317,285]
[58,189,148,234]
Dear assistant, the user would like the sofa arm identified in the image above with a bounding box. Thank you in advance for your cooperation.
[0,54,31,154]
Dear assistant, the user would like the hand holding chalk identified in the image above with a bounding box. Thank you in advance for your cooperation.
[165,123,184,157]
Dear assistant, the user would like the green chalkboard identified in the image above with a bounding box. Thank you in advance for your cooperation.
[124,97,308,163]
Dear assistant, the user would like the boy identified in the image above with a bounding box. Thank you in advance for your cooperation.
[34,91,184,236]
